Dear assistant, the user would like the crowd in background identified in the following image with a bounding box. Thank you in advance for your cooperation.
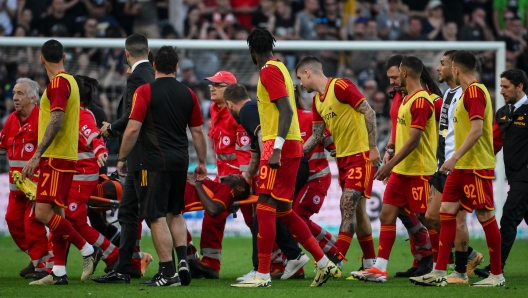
[0,0,526,163]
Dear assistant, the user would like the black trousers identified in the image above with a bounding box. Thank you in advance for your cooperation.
[114,173,139,274]
[500,180,528,268]
[251,214,303,270]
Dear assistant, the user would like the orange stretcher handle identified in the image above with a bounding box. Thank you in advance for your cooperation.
[88,196,120,206]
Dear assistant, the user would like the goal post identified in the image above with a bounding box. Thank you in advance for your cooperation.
[0,37,507,225]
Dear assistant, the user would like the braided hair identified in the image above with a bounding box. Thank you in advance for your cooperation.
[247,29,276,54]
[420,64,443,96]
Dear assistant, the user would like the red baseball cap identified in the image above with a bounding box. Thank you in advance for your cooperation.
[205,71,237,85]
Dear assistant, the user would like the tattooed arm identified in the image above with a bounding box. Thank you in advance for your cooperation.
[35,110,64,157]
[356,101,381,166]
[303,122,326,155]
[21,110,64,179]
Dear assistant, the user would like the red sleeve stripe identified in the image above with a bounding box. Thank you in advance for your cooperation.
[354,97,366,109]
[469,115,484,121]
[410,125,425,130]
[335,80,348,90]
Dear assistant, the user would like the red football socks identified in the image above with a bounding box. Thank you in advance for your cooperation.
[377,224,396,260]
[256,202,276,274]
[481,216,502,275]
[48,214,87,250]
[428,228,440,262]
[357,234,376,260]
[435,213,456,271]
[335,232,353,257]
[277,209,324,261]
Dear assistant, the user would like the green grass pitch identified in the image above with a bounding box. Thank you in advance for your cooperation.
[0,235,526,297]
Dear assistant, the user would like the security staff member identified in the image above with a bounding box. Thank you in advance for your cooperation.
[476,69,528,278]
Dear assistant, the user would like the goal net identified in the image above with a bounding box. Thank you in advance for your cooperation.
[0,38,520,238]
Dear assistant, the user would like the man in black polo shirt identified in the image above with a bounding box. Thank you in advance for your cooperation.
[113,46,207,287]
[475,69,528,278]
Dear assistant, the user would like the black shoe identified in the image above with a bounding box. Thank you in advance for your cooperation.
[130,268,142,279]
[188,259,219,279]
[92,270,130,284]
[29,272,68,285]
[414,255,433,276]
[148,273,181,287]
[394,267,418,277]
[474,265,491,279]
[26,271,49,280]
[104,261,116,273]
[92,246,104,274]
[178,260,192,286]
[139,273,160,285]
[20,262,35,277]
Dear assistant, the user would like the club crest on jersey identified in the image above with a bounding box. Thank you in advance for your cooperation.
[322,111,338,121]
[24,143,34,153]
[313,195,321,205]
[69,202,78,212]
[222,136,231,145]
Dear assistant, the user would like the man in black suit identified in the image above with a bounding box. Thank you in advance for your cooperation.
[93,33,155,284]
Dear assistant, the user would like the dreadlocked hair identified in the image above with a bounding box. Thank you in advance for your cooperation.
[247,29,276,54]
[75,75,99,107]
[420,64,443,96]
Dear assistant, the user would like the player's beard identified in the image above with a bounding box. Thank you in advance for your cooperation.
[227,107,241,124]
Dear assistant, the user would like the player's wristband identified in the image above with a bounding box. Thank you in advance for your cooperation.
[274,137,285,150]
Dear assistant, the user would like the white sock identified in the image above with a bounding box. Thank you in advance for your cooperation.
[80,243,94,257]
[316,255,330,269]
[433,269,446,275]
[52,265,66,276]
[364,258,376,269]
[256,272,270,280]
[374,258,388,271]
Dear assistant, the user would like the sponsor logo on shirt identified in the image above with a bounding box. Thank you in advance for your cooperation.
[397,117,406,126]
[322,111,338,121]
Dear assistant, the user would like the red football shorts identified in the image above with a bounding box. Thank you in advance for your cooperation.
[336,151,375,198]
[257,157,301,202]
[36,158,76,207]
[383,173,432,213]
[442,170,494,212]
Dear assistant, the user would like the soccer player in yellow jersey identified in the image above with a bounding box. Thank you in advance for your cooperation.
[411,51,505,287]
[296,56,380,274]
[21,40,98,285]
[351,56,437,282]
[231,29,337,288]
